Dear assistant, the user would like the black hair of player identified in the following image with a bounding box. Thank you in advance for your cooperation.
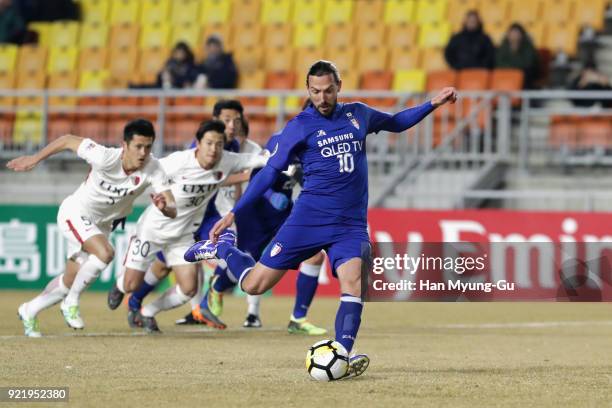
[196,119,227,142]
[306,60,341,86]
[212,99,244,118]
[124,119,155,143]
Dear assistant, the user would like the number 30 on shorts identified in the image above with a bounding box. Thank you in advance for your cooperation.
[131,238,150,257]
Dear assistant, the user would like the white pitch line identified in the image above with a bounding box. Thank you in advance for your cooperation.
[431,320,612,329]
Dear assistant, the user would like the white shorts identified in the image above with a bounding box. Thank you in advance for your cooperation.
[123,230,193,271]
[57,197,111,259]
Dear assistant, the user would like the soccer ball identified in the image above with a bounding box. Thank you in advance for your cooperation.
[305,340,349,381]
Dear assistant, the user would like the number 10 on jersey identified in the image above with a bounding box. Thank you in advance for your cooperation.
[337,153,354,173]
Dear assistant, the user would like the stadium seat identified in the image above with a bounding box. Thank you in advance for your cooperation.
[0,112,14,145]
[418,22,451,48]
[110,0,141,24]
[76,114,109,143]
[576,117,612,149]
[261,0,293,24]
[232,0,262,25]
[48,72,79,107]
[79,70,110,91]
[295,47,324,76]
[389,47,421,70]
[264,46,294,72]
[338,70,359,90]
[263,23,292,49]
[323,0,353,24]
[232,23,262,50]
[356,22,386,49]
[234,46,264,74]
[491,68,524,91]
[200,23,232,54]
[110,24,139,50]
[137,46,168,84]
[457,69,491,90]
[392,69,426,92]
[548,116,578,148]
[140,23,171,49]
[292,0,323,24]
[546,0,573,25]
[356,46,388,74]
[524,22,545,46]
[487,21,507,45]
[49,21,80,48]
[13,110,43,146]
[246,115,276,146]
[0,44,18,72]
[15,70,45,107]
[324,47,356,73]
[200,0,232,23]
[265,71,299,112]
[293,22,324,48]
[479,0,510,26]
[171,0,201,25]
[48,113,77,142]
[140,0,171,25]
[79,22,109,48]
[17,46,47,76]
[28,22,52,47]
[238,69,265,89]
[325,23,354,50]
[416,0,448,25]
[170,23,201,51]
[426,69,457,91]
[79,47,108,72]
[0,71,15,107]
[574,0,607,30]
[386,23,419,49]
[544,23,579,55]
[447,0,479,31]
[165,114,203,148]
[383,0,416,24]
[353,0,384,25]
[420,48,448,72]
[47,47,78,74]
[509,0,543,25]
[361,71,393,90]
[80,0,110,23]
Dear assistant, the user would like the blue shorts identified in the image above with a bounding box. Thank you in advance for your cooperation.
[258,224,370,276]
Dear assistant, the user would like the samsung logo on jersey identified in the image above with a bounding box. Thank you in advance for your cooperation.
[316,132,354,147]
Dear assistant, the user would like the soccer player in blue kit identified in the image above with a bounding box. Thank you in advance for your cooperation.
[186,60,458,377]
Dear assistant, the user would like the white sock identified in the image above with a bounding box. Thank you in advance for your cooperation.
[141,285,190,317]
[144,268,159,286]
[300,262,321,277]
[247,294,260,316]
[189,266,204,309]
[116,270,126,293]
[64,255,108,306]
[25,274,70,317]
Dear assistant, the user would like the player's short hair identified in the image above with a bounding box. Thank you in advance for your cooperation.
[212,99,244,118]
[124,118,155,143]
[196,119,226,142]
[306,60,341,86]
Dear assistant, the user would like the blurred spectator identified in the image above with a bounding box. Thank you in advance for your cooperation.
[496,23,540,88]
[195,35,238,89]
[445,10,495,70]
[0,0,25,44]
[16,0,78,22]
[157,42,200,89]
[569,61,612,108]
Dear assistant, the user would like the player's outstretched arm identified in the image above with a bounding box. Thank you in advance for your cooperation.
[6,134,83,172]
[151,190,177,219]
[431,87,458,107]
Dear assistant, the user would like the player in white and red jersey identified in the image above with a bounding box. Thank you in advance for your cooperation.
[106,119,267,332]
[7,119,176,337]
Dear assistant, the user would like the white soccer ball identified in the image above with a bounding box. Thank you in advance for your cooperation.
[305,340,349,381]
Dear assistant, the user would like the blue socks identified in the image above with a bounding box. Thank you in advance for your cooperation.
[129,280,156,310]
[292,264,320,319]
[334,294,363,353]
[216,242,255,288]
[212,264,235,292]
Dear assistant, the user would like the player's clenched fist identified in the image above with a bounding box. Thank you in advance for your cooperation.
[7,155,39,172]
[210,212,235,242]
[431,87,458,107]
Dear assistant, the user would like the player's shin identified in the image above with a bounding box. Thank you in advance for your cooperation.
[128,268,159,310]
[141,285,191,317]
[216,243,256,287]
[292,263,320,320]
[64,255,108,306]
[189,264,204,309]
[25,274,70,317]
[334,294,363,353]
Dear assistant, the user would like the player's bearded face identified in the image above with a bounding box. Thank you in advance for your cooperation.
[196,131,224,169]
[308,74,341,117]
[123,135,153,170]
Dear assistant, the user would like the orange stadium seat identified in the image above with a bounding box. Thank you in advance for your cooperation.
[234,46,264,74]
[48,72,78,107]
[325,23,354,50]
[0,44,18,72]
[137,46,168,84]
[200,0,232,24]
[47,113,76,142]
[0,71,15,107]
[447,0,479,31]
[263,23,292,49]
[479,0,510,26]
[110,24,139,50]
[574,0,607,30]
[232,23,262,50]
[79,47,108,72]
[0,113,14,145]
[295,47,324,77]
[293,22,325,48]
[487,21,507,45]
[16,70,44,107]
[361,70,395,108]
[389,47,421,70]
[79,22,109,48]
[261,0,293,24]
[383,0,416,24]
[356,22,386,49]
[490,68,524,91]
[232,0,262,25]
[246,115,276,147]
[171,0,201,25]
[80,0,110,23]
[544,23,579,55]
[353,0,384,25]
[76,114,109,143]
[109,47,138,86]
[324,47,356,73]
[49,21,80,48]
[17,46,47,74]
[420,48,448,72]
[509,0,543,25]
[416,0,448,25]
[387,23,419,49]
[338,70,359,90]
[427,69,457,119]
[264,46,294,72]
[457,68,491,90]
[549,116,578,148]
[238,69,265,89]
[140,0,171,25]
[265,71,297,89]
[165,114,203,147]
[576,117,612,149]
[171,23,201,50]
[292,0,323,24]
[356,46,388,74]
[524,22,545,46]
[546,0,574,25]
[110,0,141,24]
[323,0,354,24]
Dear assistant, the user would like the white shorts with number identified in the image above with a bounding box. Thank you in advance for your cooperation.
[123,230,193,271]
[57,197,111,259]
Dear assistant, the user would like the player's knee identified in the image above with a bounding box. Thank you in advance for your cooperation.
[95,246,114,264]
[178,283,196,298]
[242,279,265,296]
[123,270,142,293]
